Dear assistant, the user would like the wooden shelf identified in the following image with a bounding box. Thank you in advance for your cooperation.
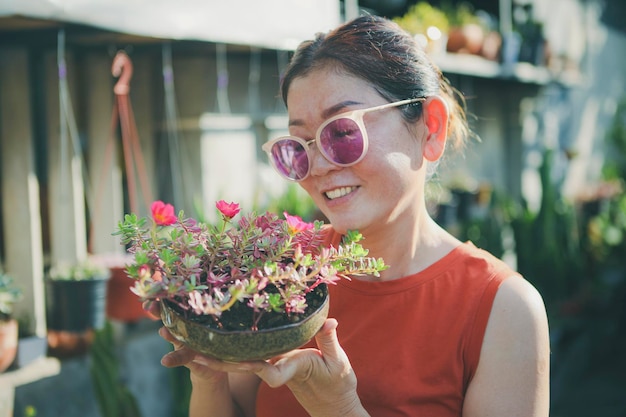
[434,52,581,86]
[0,357,60,417]
[0,356,60,388]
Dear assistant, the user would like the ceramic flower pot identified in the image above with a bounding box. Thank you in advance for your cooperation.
[46,277,109,332]
[0,318,18,372]
[160,285,330,362]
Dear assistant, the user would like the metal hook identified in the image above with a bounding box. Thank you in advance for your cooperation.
[112,51,133,95]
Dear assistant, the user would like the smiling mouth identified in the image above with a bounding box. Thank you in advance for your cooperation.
[324,186,358,200]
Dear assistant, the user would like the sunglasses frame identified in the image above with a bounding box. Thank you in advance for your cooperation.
[263,97,426,181]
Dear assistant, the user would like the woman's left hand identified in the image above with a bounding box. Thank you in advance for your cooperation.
[253,318,370,417]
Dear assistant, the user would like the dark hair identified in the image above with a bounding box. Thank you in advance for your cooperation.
[280,15,471,151]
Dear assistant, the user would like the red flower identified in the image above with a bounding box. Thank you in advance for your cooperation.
[151,201,177,226]
[216,200,241,219]
[284,212,314,234]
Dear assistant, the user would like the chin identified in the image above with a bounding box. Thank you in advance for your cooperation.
[326,215,363,236]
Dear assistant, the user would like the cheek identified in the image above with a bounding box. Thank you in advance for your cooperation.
[361,135,424,197]
[364,130,421,174]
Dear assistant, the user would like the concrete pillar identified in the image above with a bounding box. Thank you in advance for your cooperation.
[199,113,257,223]
[0,47,47,337]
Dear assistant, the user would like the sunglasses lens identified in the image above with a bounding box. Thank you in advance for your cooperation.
[269,139,309,180]
[319,118,365,165]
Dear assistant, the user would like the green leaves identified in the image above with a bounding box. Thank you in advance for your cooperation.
[115,202,387,331]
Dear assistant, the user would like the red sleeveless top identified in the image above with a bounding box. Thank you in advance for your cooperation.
[256,231,515,416]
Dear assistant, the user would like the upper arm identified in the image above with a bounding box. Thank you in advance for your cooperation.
[463,275,550,417]
[230,373,262,417]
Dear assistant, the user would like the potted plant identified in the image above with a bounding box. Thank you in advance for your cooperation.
[115,200,386,362]
[393,2,450,54]
[89,252,155,324]
[0,272,23,372]
[46,259,110,333]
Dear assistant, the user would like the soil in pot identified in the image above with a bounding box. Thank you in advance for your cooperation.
[161,284,330,362]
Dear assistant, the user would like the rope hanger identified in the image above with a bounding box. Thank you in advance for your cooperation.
[111,50,153,214]
[57,29,93,215]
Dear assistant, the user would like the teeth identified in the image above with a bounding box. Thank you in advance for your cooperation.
[325,187,355,200]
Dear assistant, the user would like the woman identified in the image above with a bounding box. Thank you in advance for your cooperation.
[159,15,550,416]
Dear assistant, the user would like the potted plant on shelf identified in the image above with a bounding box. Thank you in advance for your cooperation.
[115,200,387,362]
[0,272,23,372]
[46,259,110,357]
[88,252,155,324]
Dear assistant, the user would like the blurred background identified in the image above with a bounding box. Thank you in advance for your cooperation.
[0,0,625,416]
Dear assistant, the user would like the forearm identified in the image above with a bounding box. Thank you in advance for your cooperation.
[318,401,371,417]
[302,400,371,417]
[189,374,241,417]
[290,385,371,417]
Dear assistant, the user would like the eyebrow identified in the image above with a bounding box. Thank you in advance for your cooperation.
[288,100,363,127]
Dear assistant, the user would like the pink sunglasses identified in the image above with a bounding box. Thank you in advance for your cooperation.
[263,97,425,181]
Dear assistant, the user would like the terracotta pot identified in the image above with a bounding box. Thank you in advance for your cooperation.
[0,318,18,372]
[88,254,155,322]
[106,266,155,322]
[160,285,330,362]
[447,24,485,55]
[47,329,95,358]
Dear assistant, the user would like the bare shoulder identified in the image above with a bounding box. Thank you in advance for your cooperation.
[463,275,550,417]
[494,274,548,321]
[482,274,550,364]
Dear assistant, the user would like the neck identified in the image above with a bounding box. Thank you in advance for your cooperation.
[357,209,460,282]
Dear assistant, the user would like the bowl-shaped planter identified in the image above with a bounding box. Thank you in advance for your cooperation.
[160,285,330,362]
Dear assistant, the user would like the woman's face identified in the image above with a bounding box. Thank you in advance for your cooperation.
[286,68,429,235]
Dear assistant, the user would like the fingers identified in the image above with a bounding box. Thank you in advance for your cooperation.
[158,326,267,374]
[161,345,198,367]
[143,299,161,316]
[192,356,266,374]
[158,319,347,390]
[158,326,182,345]
[254,318,348,388]
[158,327,197,368]
[254,352,306,387]
[314,318,343,363]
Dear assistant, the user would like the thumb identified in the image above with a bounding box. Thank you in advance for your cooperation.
[314,318,344,363]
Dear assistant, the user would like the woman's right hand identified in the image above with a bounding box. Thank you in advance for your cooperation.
[158,325,265,417]
[146,299,230,382]
[159,326,230,382]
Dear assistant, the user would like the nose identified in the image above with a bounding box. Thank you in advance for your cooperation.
[308,143,340,177]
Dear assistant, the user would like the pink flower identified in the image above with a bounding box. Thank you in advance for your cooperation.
[284,212,314,234]
[216,200,241,219]
[151,201,177,226]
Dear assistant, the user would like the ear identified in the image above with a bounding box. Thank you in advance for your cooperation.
[421,96,449,162]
